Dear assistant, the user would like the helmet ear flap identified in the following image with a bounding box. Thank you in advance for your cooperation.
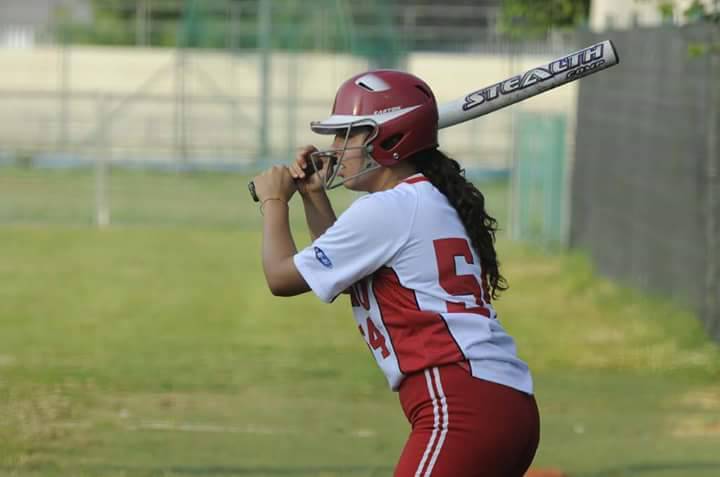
[380,133,404,152]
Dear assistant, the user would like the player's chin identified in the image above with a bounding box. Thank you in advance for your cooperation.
[341,174,363,191]
[347,170,380,191]
[341,179,359,191]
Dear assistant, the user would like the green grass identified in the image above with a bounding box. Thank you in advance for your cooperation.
[0,165,510,229]
[1,166,719,476]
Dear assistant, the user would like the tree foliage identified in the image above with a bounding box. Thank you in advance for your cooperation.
[500,0,591,39]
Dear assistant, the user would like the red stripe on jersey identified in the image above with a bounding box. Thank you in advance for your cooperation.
[372,267,465,374]
[402,176,430,185]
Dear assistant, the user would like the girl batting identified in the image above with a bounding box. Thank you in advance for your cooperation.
[252,70,539,477]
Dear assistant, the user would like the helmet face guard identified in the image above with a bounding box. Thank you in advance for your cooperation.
[309,120,381,190]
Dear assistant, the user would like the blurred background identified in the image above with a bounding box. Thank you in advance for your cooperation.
[0,1,719,476]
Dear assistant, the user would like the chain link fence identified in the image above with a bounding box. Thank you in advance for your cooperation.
[2,3,718,342]
[571,25,720,341]
[0,0,572,228]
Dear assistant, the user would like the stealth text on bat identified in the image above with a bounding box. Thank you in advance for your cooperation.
[462,43,607,111]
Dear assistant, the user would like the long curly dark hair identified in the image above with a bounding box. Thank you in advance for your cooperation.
[409,148,507,300]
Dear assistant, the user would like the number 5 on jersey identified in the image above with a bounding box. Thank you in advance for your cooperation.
[433,237,491,317]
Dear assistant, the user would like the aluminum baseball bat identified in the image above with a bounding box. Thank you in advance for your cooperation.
[437,39,619,129]
[248,40,620,201]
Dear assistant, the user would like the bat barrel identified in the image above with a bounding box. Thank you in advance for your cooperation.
[437,40,619,130]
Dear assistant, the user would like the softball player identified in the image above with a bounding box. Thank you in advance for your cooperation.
[252,70,539,477]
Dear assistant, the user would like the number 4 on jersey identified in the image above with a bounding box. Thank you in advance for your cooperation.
[359,317,390,359]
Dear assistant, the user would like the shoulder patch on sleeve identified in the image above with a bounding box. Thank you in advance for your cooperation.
[313,246,333,268]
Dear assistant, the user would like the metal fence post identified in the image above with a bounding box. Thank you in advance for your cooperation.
[174,0,188,164]
[135,0,147,47]
[258,0,272,163]
[174,41,187,163]
[95,94,110,227]
[58,31,70,151]
[706,26,720,340]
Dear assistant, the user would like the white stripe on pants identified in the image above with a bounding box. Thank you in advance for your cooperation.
[414,367,448,477]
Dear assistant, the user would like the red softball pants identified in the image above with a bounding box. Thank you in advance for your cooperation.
[395,363,540,477]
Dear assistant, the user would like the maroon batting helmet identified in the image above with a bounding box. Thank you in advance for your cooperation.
[309,70,439,189]
[312,69,439,166]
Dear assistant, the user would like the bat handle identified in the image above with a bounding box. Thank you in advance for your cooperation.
[248,180,260,202]
[247,163,319,202]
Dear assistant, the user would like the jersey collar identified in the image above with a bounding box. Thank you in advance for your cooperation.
[400,173,430,185]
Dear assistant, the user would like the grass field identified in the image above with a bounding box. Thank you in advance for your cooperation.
[1,166,719,477]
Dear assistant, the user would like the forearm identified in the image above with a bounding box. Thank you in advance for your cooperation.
[261,200,307,296]
[301,191,337,241]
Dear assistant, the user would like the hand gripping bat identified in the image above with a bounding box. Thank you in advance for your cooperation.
[248,40,619,201]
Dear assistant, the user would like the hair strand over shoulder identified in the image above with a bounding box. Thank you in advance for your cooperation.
[410,149,508,300]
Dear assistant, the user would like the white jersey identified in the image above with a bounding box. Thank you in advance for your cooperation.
[294,174,533,394]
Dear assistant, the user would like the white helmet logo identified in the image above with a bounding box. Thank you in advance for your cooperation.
[354,74,391,92]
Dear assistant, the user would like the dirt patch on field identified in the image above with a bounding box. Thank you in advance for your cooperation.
[525,469,567,477]
[669,388,720,438]
[670,417,720,438]
[582,327,626,345]
[678,389,720,411]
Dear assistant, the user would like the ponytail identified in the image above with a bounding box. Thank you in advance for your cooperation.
[409,149,507,300]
